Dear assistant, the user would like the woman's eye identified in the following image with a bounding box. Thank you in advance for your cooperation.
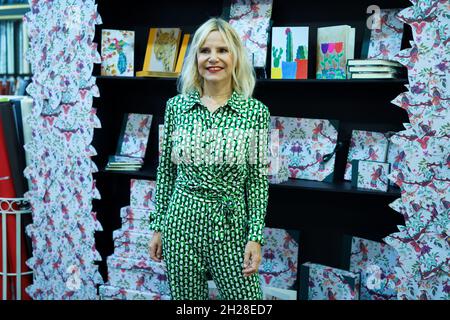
[219,48,229,53]
[200,48,209,54]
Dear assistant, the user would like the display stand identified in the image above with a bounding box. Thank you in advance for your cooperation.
[0,197,32,300]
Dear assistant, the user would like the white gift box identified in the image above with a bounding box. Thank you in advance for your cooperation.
[99,284,170,300]
[106,254,170,296]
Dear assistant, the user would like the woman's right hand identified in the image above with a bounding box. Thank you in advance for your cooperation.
[149,232,163,262]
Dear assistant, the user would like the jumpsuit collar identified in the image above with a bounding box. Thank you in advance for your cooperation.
[181,90,247,115]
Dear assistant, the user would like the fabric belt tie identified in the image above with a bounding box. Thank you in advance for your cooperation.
[175,182,241,242]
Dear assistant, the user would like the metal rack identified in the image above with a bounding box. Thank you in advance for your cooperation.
[0,197,33,300]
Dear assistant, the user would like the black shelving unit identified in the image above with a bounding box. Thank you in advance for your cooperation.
[92,0,410,282]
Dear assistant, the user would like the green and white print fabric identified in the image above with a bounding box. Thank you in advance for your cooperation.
[150,90,270,245]
[150,90,270,300]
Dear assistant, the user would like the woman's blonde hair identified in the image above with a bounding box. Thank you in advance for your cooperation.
[177,17,255,99]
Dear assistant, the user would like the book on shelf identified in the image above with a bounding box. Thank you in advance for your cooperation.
[105,113,153,172]
[348,72,401,79]
[140,28,182,74]
[107,155,144,165]
[271,26,309,79]
[101,29,135,77]
[137,31,190,78]
[348,66,401,73]
[347,59,403,67]
[116,113,153,159]
[104,166,141,172]
[316,25,355,79]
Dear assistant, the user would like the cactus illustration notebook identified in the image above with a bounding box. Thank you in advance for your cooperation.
[271,26,309,79]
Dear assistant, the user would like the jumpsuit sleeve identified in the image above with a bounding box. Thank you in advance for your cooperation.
[245,103,270,245]
[150,98,177,232]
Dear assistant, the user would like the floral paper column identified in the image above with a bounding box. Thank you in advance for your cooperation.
[385,0,449,300]
[22,0,104,299]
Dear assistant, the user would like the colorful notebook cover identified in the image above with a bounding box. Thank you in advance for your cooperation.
[342,235,399,300]
[366,9,404,60]
[271,27,309,79]
[101,29,135,76]
[271,116,339,182]
[116,113,153,159]
[351,160,390,192]
[344,130,389,181]
[259,228,299,292]
[299,262,360,300]
[227,0,273,68]
[142,28,182,72]
[316,25,355,79]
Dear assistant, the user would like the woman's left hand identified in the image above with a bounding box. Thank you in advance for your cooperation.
[243,241,262,277]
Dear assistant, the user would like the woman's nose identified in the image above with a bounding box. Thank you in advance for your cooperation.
[208,52,218,62]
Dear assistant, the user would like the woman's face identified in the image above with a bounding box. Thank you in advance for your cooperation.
[197,30,233,87]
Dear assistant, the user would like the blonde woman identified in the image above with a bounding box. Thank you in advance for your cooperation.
[149,17,270,300]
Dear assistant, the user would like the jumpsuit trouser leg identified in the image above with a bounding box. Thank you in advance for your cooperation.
[161,190,262,300]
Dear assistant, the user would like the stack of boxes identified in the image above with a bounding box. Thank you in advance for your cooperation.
[99,179,171,300]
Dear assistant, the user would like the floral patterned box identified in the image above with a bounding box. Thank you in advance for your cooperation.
[130,179,156,210]
[367,9,404,60]
[99,284,171,300]
[299,262,360,300]
[116,113,153,159]
[101,29,135,77]
[228,0,273,68]
[113,229,153,260]
[260,228,299,291]
[351,160,390,192]
[120,206,152,234]
[106,254,170,296]
[262,286,298,300]
[386,141,404,186]
[344,130,389,181]
[270,116,339,182]
[342,235,399,300]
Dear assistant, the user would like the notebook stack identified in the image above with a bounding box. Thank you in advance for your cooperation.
[346,59,405,79]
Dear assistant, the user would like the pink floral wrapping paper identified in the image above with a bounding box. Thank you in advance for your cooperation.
[383,0,450,299]
[130,179,156,210]
[271,116,338,182]
[344,130,389,181]
[23,0,104,299]
[349,236,399,300]
[352,160,390,192]
[367,9,404,60]
[300,262,360,300]
[106,255,170,297]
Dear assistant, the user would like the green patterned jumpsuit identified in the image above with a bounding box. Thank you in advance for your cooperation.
[149,90,270,300]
